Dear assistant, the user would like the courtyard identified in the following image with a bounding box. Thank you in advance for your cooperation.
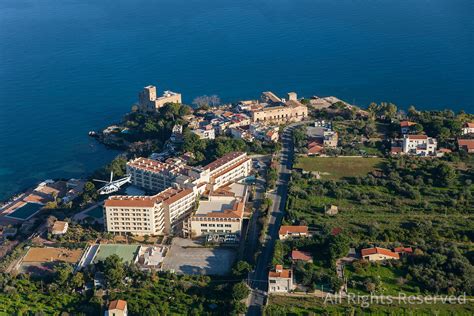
[162,238,236,276]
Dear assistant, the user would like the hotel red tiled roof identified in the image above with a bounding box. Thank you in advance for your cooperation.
[203,152,246,172]
[105,188,192,208]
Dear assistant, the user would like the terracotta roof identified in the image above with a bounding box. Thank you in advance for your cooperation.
[205,200,244,219]
[361,247,400,259]
[391,146,402,153]
[204,152,246,172]
[407,135,428,140]
[268,266,291,278]
[437,148,452,153]
[308,141,322,148]
[291,250,313,261]
[105,188,192,208]
[163,188,193,205]
[393,247,413,253]
[308,144,323,154]
[464,122,474,128]
[400,121,416,127]
[458,139,474,150]
[279,225,308,235]
[127,157,182,174]
[108,300,127,311]
[210,157,251,181]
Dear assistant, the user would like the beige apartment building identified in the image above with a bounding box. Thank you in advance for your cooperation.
[108,152,252,237]
[126,157,185,192]
[104,187,195,236]
[251,100,307,123]
[186,183,248,238]
[138,85,182,111]
[203,151,251,190]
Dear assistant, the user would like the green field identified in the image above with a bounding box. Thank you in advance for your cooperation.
[345,264,419,295]
[265,295,474,316]
[93,244,140,264]
[294,156,385,180]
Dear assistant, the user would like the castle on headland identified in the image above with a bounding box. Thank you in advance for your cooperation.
[138,85,182,111]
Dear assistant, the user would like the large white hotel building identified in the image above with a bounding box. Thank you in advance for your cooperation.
[104,152,251,236]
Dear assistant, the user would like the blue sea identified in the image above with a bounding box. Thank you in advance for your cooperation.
[0,0,473,200]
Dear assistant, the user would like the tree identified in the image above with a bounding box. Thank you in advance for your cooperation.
[232,282,250,301]
[71,272,85,289]
[232,261,252,278]
[434,163,457,186]
[328,234,350,261]
[101,255,125,288]
[192,95,221,108]
[55,263,73,287]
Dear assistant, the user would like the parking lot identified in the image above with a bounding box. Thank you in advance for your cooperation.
[162,238,236,276]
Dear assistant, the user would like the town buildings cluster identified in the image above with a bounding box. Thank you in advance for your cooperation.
[137,86,308,143]
[390,120,474,157]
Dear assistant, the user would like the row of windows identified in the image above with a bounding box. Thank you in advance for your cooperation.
[201,229,232,233]
[201,223,232,227]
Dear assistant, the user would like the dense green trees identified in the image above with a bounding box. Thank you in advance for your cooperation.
[0,257,236,315]
[232,282,250,301]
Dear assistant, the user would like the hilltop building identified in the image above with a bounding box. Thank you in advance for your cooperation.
[250,92,307,123]
[138,85,181,111]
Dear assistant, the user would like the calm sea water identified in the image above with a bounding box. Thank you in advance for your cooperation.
[0,0,473,200]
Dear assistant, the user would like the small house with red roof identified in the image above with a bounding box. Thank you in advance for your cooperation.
[291,250,313,263]
[458,139,474,153]
[268,265,294,293]
[105,300,128,316]
[279,225,309,240]
[361,247,400,261]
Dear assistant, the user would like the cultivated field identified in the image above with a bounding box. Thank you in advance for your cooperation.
[22,247,83,263]
[294,156,385,180]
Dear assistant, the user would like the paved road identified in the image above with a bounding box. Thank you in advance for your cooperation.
[247,122,305,316]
